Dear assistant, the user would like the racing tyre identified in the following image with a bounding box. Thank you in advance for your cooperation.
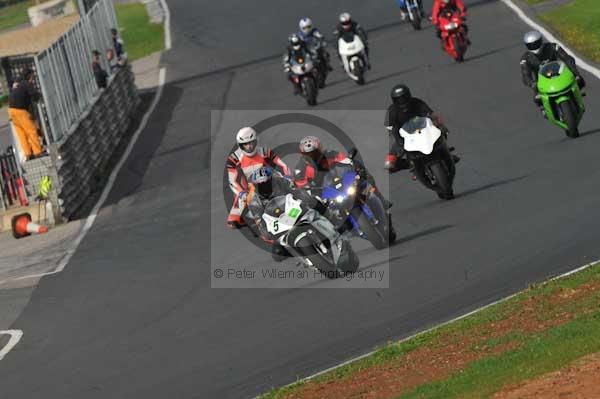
[304,78,317,106]
[411,13,422,30]
[351,205,388,250]
[430,162,454,200]
[560,100,579,138]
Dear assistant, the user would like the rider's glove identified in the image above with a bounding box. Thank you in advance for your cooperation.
[576,75,586,89]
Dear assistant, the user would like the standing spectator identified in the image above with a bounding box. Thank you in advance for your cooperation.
[111,28,125,59]
[106,49,120,74]
[92,50,108,89]
[8,68,44,160]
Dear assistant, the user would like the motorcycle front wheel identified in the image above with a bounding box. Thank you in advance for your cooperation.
[429,162,454,200]
[559,100,579,138]
[304,77,318,106]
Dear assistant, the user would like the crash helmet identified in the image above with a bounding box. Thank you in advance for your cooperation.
[299,17,313,35]
[441,0,451,4]
[339,12,352,30]
[299,135,324,162]
[390,84,412,110]
[524,30,544,53]
[289,33,302,51]
[236,127,258,156]
[249,166,274,198]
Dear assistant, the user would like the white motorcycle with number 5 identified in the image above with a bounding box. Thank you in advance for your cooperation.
[337,31,368,85]
[261,193,359,277]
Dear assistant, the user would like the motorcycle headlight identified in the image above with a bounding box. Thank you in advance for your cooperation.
[336,195,344,203]
[347,186,356,196]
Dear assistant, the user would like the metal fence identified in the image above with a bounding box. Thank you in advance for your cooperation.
[35,0,118,143]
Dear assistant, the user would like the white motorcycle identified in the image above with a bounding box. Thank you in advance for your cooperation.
[337,31,368,85]
[399,116,456,200]
[261,193,359,277]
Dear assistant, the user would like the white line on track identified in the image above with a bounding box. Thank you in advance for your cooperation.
[253,2,600,395]
[0,330,23,361]
[1,1,172,286]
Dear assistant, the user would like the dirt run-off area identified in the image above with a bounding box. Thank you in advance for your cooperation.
[268,272,600,399]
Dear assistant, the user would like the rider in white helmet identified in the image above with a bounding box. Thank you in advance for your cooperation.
[226,127,290,228]
[297,17,332,71]
[334,12,370,69]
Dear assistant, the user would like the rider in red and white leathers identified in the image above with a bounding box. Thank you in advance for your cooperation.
[226,127,290,228]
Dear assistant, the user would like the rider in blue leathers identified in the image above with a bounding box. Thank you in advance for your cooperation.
[297,17,333,72]
[396,0,425,20]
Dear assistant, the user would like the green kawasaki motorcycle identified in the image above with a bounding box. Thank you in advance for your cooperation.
[537,61,586,138]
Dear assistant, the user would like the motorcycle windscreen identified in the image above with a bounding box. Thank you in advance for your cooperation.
[400,116,441,155]
[338,34,364,56]
[539,61,564,78]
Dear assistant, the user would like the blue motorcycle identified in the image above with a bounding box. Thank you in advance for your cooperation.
[317,162,396,250]
[396,0,423,30]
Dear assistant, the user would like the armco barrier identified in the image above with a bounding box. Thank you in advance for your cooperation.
[21,64,140,220]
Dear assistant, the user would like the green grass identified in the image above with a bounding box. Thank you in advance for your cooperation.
[540,0,600,63]
[0,0,32,32]
[115,3,164,61]
[398,313,600,399]
[260,263,600,399]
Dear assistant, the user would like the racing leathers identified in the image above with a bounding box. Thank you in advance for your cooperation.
[226,147,290,227]
[520,42,586,109]
[298,28,332,71]
[385,98,457,172]
[432,0,468,40]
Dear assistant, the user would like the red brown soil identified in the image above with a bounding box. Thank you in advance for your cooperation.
[493,352,600,399]
[282,280,600,399]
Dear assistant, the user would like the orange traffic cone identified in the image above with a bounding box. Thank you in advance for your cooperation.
[11,213,48,239]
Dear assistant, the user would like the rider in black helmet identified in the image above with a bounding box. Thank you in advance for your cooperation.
[384,84,459,173]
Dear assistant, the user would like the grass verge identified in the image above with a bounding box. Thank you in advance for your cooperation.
[115,3,164,61]
[260,262,600,399]
[540,0,600,63]
[0,0,32,32]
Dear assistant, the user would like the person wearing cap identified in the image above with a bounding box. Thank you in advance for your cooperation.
[8,68,44,160]
[226,127,290,229]
[92,50,108,89]
[520,30,585,113]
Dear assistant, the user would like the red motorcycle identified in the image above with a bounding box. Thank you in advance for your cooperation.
[438,10,469,62]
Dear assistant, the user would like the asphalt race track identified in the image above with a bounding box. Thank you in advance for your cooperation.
[2,0,600,398]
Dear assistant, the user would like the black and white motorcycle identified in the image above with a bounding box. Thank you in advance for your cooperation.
[399,116,456,200]
[337,31,368,85]
[289,53,319,106]
[261,193,359,277]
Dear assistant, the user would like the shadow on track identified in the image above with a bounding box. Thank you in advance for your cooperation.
[579,128,600,138]
[466,43,522,63]
[392,224,455,247]
[456,175,528,199]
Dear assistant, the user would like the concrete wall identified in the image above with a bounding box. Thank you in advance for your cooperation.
[21,62,140,220]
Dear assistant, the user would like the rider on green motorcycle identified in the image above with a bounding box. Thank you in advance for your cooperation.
[520,31,586,114]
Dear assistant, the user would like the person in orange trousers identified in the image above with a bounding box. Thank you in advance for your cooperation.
[8,68,44,160]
